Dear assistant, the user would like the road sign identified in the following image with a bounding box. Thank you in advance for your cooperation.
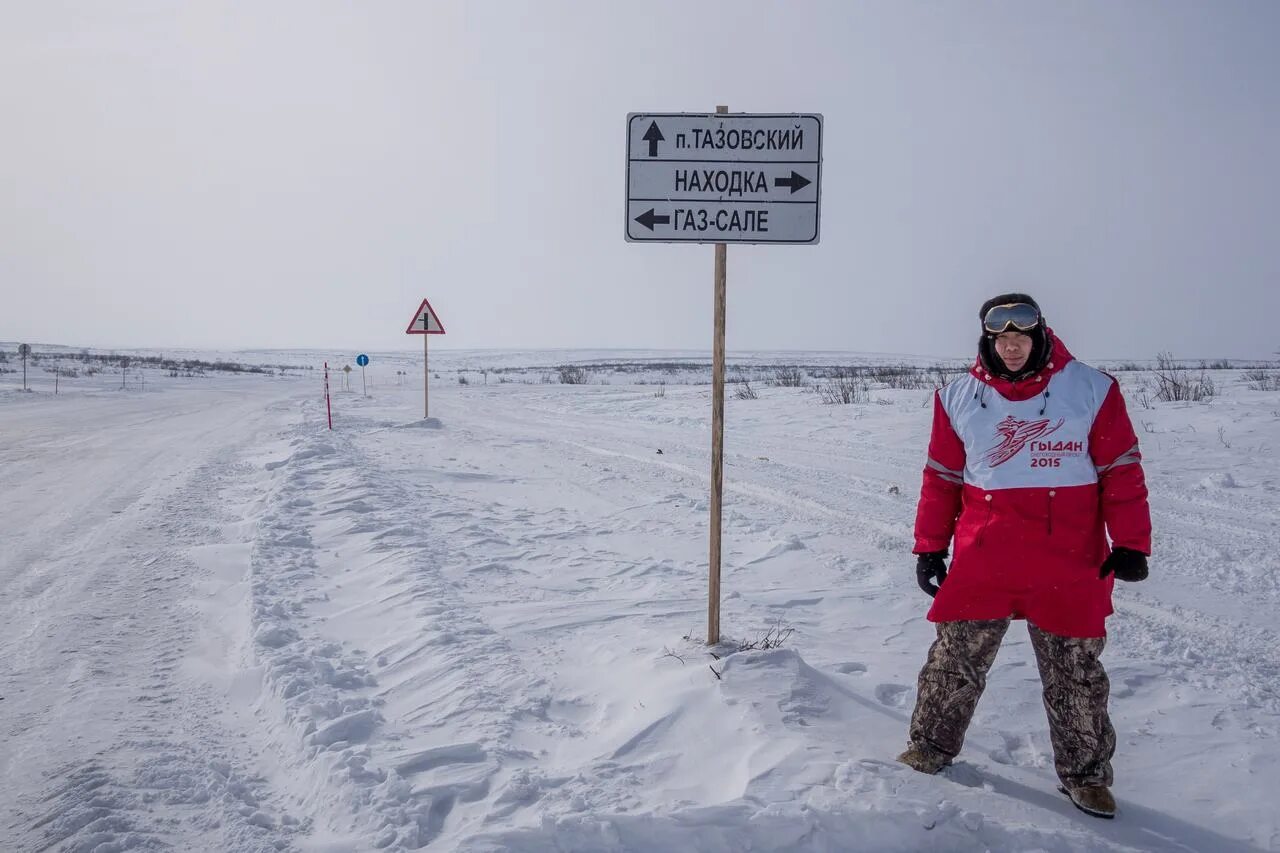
[405,298,446,335]
[625,113,823,244]
[405,298,445,418]
[356,354,369,367]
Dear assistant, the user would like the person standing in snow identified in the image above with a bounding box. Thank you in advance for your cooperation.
[898,294,1152,819]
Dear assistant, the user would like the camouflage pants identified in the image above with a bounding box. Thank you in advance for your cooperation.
[906,618,1116,788]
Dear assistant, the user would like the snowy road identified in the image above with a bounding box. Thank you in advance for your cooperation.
[1,380,311,851]
[3,363,1279,852]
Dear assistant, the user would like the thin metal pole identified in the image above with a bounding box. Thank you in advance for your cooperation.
[424,333,430,418]
[708,103,728,645]
[324,362,332,430]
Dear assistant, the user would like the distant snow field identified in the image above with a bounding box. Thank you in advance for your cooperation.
[2,348,1279,852]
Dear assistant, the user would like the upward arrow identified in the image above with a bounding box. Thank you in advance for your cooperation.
[774,171,812,194]
[642,121,664,157]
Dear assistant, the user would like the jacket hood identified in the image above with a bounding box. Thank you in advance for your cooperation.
[970,326,1074,401]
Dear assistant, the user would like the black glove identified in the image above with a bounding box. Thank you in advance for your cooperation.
[1100,546,1148,582]
[915,551,949,597]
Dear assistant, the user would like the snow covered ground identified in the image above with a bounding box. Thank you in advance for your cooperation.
[2,350,1279,852]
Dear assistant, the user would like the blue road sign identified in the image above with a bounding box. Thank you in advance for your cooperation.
[356,354,369,367]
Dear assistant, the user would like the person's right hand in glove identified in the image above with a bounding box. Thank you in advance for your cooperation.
[915,551,949,597]
[1099,546,1148,582]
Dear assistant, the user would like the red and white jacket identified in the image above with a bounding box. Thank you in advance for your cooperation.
[913,330,1151,638]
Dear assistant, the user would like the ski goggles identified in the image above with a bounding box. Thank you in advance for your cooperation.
[982,302,1041,334]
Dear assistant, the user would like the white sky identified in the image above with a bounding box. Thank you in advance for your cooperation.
[2,1,1278,360]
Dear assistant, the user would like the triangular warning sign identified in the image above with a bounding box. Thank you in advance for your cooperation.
[405,298,446,335]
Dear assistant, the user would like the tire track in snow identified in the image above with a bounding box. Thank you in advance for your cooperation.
[446,395,922,557]
[9,454,301,853]
[249,404,553,850]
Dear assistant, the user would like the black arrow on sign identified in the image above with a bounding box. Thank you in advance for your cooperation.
[634,209,670,231]
[642,121,664,157]
[774,171,812,194]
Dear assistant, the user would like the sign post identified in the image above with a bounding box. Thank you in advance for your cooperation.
[323,362,332,430]
[626,108,823,645]
[405,298,447,418]
[18,343,30,391]
[357,354,370,396]
[710,197,727,646]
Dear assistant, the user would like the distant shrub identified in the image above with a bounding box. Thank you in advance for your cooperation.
[458,373,469,385]
[1154,352,1215,402]
[1200,359,1231,370]
[733,381,758,400]
[868,366,927,390]
[929,365,965,388]
[772,367,806,387]
[1242,368,1280,391]
[558,365,589,384]
[816,377,870,404]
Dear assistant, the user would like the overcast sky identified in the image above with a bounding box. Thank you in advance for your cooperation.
[3,2,1278,360]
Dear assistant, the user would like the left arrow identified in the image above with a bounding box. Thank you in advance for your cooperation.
[642,121,665,157]
[634,209,671,231]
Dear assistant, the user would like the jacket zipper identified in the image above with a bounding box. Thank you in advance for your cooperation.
[1047,490,1055,536]
[976,494,994,546]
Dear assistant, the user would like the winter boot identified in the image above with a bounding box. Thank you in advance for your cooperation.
[896,745,951,775]
[1060,784,1116,819]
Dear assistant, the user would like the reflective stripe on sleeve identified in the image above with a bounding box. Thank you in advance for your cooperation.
[927,457,964,485]
[1096,442,1142,474]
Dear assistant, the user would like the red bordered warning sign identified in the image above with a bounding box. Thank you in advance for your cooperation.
[405,298,446,334]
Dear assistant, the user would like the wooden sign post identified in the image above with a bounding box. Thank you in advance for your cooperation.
[625,106,823,645]
[405,298,447,418]
[708,105,729,646]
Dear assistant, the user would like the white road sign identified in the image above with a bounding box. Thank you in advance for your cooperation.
[405,298,446,335]
[625,113,822,244]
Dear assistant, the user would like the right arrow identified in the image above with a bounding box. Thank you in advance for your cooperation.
[642,121,665,157]
[774,170,812,194]
[634,209,671,231]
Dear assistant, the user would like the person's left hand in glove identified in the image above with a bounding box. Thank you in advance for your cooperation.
[1099,546,1148,582]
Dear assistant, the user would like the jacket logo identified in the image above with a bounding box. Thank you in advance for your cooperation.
[983,415,1065,467]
